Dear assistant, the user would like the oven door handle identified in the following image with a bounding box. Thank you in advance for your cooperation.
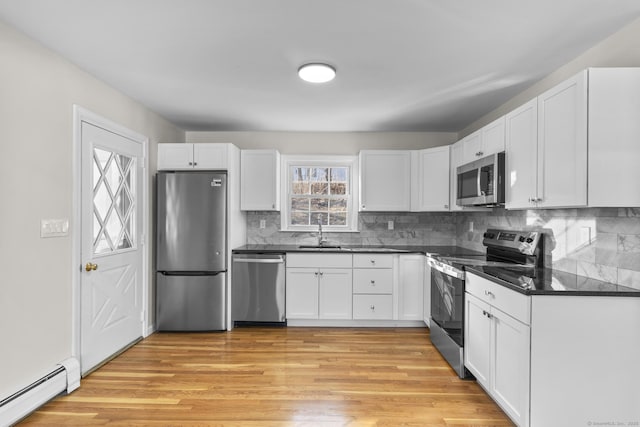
[428,258,465,280]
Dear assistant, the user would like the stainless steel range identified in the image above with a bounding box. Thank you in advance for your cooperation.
[428,229,543,378]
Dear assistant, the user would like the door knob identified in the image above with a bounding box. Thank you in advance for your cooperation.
[85,262,98,272]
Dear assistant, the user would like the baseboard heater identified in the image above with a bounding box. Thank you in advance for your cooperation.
[0,358,80,426]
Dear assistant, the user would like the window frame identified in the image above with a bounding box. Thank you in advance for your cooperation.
[280,155,359,232]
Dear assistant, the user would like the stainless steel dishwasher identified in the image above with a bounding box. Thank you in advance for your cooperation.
[231,253,286,325]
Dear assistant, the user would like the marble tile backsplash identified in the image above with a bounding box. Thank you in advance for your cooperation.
[246,211,456,247]
[246,208,640,289]
[455,208,640,290]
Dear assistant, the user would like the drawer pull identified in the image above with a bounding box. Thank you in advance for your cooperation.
[319,271,324,277]
[484,290,494,297]
[370,280,375,285]
[370,305,376,311]
[370,260,376,265]
[314,272,318,276]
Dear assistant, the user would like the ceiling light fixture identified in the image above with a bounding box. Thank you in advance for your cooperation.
[298,63,336,83]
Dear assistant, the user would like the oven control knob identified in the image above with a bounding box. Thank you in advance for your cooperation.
[519,236,526,242]
[483,232,495,239]
[526,237,534,243]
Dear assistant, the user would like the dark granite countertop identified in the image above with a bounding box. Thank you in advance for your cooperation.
[232,244,484,257]
[466,265,640,297]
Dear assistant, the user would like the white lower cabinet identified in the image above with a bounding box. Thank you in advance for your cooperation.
[352,254,394,320]
[423,260,431,326]
[353,294,393,319]
[286,252,428,325]
[285,254,353,320]
[464,293,491,385]
[285,268,319,319]
[398,254,424,321]
[318,269,352,319]
[465,273,530,427]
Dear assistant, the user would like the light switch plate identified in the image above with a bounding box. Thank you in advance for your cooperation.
[41,218,69,238]
[388,220,394,230]
[259,219,266,229]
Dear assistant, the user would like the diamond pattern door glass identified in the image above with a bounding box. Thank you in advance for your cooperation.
[93,148,136,255]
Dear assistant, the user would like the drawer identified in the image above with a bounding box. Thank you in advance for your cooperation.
[353,295,393,320]
[353,254,393,269]
[466,272,531,325]
[286,253,352,269]
[353,269,393,294]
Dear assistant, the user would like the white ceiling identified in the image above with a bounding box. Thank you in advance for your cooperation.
[1,0,640,132]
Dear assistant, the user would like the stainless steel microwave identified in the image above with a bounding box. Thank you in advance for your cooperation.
[456,152,505,206]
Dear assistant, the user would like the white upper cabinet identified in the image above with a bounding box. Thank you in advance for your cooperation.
[482,116,507,157]
[460,130,483,164]
[157,143,193,170]
[505,99,539,209]
[506,71,588,209]
[588,68,640,206]
[359,150,411,211]
[449,140,465,212]
[410,146,450,211]
[158,143,229,170]
[240,149,280,211]
[461,116,505,164]
[536,71,588,208]
[193,144,229,169]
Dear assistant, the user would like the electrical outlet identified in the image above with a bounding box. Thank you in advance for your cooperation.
[259,219,266,229]
[388,220,394,230]
[469,221,474,232]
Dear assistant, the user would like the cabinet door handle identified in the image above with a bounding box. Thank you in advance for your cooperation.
[370,280,376,285]
[483,310,493,319]
[444,204,449,209]
[476,151,484,157]
[319,271,323,277]
[370,260,376,265]
[193,162,198,166]
[362,205,366,209]
[370,305,376,310]
[314,272,319,276]
[188,162,193,166]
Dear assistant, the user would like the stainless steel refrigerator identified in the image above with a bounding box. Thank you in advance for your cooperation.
[156,171,227,331]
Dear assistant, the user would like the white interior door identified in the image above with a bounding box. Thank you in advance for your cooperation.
[80,121,143,375]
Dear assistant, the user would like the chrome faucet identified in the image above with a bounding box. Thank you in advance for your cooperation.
[317,215,326,246]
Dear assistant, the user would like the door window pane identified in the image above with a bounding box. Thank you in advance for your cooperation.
[92,148,136,255]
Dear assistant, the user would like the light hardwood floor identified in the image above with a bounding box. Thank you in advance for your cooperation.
[20,327,513,426]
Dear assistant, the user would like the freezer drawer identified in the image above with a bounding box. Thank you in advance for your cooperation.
[156,273,226,331]
[232,253,285,323]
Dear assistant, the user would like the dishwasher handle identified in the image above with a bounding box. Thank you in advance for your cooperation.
[232,254,285,264]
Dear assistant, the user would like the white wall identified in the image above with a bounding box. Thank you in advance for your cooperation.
[186,131,456,154]
[0,20,184,401]
[459,15,640,137]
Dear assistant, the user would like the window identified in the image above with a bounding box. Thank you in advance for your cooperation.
[281,156,358,232]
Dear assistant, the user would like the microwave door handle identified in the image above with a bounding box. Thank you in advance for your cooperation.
[477,170,483,197]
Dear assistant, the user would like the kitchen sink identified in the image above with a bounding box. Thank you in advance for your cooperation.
[298,245,343,250]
